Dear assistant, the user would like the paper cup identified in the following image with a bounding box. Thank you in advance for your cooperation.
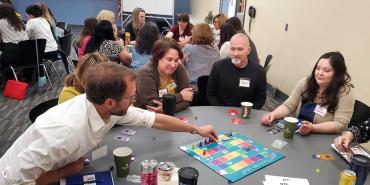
[113,147,132,178]
[283,117,298,139]
[241,102,253,118]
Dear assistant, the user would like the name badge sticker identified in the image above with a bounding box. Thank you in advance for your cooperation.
[167,82,177,90]
[158,88,168,98]
[239,78,250,88]
[314,105,327,117]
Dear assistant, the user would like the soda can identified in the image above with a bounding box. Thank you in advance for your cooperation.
[139,159,158,185]
[338,169,356,185]
[125,32,131,45]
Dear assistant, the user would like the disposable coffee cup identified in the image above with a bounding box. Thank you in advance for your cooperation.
[241,102,253,118]
[350,154,370,185]
[162,94,176,116]
[178,167,199,185]
[283,117,298,139]
[113,147,132,178]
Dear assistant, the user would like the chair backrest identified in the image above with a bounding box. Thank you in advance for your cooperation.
[58,33,73,56]
[348,100,370,127]
[0,42,22,66]
[29,98,58,123]
[56,21,67,30]
[16,39,46,67]
[263,54,273,73]
[197,75,210,106]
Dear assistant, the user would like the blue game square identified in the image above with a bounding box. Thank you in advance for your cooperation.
[256,154,264,159]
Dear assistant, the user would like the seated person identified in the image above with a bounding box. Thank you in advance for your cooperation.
[0,62,217,185]
[165,13,192,47]
[76,17,97,60]
[58,52,109,104]
[125,7,145,43]
[218,23,236,59]
[212,13,227,46]
[225,17,259,63]
[334,117,370,152]
[261,51,355,135]
[207,33,266,109]
[0,4,28,44]
[135,38,193,113]
[25,4,58,58]
[131,22,159,71]
[85,20,131,66]
[96,9,120,40]
[183,23,220,84]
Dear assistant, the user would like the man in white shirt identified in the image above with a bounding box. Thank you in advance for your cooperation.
[0,62,218,185]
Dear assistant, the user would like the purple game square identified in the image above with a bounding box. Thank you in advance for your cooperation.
[218,163,228,169]
[213,147,221,152]
[250,156,259,161]
[256,154,264,159]
[218,145,227,150]
[243,147,250,152]
[212,160,221,165]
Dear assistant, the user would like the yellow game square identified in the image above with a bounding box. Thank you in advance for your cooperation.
[229,139,243,146]
[229,151,240,158]
[230,164,243,171]
[237,161,247,167]
[224,154,234,160]
[194,148,203,155]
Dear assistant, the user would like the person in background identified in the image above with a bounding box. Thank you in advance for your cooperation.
[131,22,159,71]
[38,3,63,40]
[225,17,259,63]
[58,52,109,104]
[334,118,370,152]
[25,4,58,59]
[76,17,97,60]
[135,38,193,113]
[218,23,237,59]
[212,13,227,46]
[261,52,355,135]
[0,3,28,73]
[0,62,217,185]
[166,13,192,47]
[0,3,28,44]
[207,33,266,109]
[96,9,120,41]
[125,7,145,43]
[183,23,220,84]
[0,0,22,20]
[85,20,131,66]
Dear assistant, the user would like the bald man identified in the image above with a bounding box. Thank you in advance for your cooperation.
[207,33,266,109]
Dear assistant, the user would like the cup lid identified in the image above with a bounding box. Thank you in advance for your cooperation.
[178,167,199,179]
[241,102,253,106]
[284,117,298,123]
[159,161,175,171]
[113,147,132,157]
[352,154,370,166]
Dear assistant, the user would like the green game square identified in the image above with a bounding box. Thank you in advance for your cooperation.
[224,142,234,148]
[261,151,269,157]
[236,149,245,154]
[224,167,235,174]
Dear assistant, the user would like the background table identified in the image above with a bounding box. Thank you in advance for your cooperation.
[83,106,369,184]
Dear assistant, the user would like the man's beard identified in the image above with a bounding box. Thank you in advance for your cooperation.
[231,58,241,66]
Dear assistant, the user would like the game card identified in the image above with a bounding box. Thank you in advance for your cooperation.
[114,135,130,142]
[267,128,281,134]
[121,129,136,136]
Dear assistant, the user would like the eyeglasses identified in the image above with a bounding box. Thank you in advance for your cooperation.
[122,94,136,103]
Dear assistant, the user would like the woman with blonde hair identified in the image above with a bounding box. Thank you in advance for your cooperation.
[212,14,226,46]
[96,9,119,40]
[125,7,145,42]
[58,52,110,104]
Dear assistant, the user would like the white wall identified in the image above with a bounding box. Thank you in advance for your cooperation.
[245,0,370,105]
[189,0,220,24]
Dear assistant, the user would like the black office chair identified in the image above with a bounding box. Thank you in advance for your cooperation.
[29,98,58,123]
[58,33,75,74]
[56,21,67,30]
[263,54,273,73]
[348,100,370,128]
[191,75,209,106]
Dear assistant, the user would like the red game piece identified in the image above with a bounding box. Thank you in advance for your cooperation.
[203,150,206,155]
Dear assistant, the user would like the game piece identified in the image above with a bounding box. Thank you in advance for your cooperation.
[179,131,284,183]
[195,116,198,120]
[315,168,321,173]
[199,142,202,147]
[192,144,195,150]
[317,153,335,160]
[228,109,239,116]
[204,139,208,145]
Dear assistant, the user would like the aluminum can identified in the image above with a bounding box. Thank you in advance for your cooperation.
[338,170,356,185]
[139,159,158,185]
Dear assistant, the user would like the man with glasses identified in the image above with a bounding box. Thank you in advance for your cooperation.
[0,63,218,185]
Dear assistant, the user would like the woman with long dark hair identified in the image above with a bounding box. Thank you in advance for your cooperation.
[85,20,131,66]
[131,22,159,71]
[76,17,97,60]
[261,51,355,135]
[218,23,236,59]
[0,3,28,44]
[166,13,192,47]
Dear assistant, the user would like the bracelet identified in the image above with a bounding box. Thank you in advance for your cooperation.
[190,126,197,134]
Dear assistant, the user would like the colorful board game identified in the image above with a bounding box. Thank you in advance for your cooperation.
[179,131,285,183]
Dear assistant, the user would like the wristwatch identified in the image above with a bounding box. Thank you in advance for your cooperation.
[190,127,197,134]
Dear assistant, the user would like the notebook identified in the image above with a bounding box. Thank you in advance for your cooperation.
[331,143,370,163]
[65,170,114,185]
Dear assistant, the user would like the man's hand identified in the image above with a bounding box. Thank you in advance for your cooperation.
[299,121,313,135]
[261,113,275,125]
[60,157,86,178]
[334,131,354,153]
[195,125,218,141]
[146,100,163,113]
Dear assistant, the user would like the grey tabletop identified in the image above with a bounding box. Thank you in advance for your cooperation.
[83,106,369,185]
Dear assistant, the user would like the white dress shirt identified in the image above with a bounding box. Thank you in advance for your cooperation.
[0,19,28,44]
[26,17,58,52]
[0,94,155,185]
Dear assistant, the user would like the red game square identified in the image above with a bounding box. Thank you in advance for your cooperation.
[218,157,228,163]
[244,158,253,164]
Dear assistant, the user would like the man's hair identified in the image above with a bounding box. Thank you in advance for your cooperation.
[231,32,250,48]
[26,4,43,18]
[85,62,136,104]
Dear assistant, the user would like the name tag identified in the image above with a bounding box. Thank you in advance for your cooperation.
[167,82,177,90]
[239,78,250,88]
[158,88,168,98]
[314,105,327,117]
